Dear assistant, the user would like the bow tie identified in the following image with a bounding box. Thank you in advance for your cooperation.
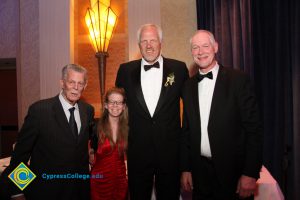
[144,61,160,71]
[196,71,213,82]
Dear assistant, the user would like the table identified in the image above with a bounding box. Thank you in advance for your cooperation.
[255,166,285,200]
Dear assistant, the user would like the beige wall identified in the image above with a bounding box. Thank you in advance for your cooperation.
[127,0,161,60]
[127,0,197,68]
[161,0,197,69]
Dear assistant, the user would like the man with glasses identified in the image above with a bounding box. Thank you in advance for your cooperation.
[116,23,189,199]
[1,64,94,200]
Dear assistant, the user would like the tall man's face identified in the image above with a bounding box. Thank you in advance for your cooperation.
[138,26,162,64]
[60,70,86,105]
[191,31,218,73]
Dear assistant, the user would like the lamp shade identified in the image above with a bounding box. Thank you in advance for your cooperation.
[85,0,118,53]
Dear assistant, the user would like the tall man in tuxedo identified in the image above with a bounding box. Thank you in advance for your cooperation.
[180,30,263,199]
[116,24,188,199]
[1,64,94,200]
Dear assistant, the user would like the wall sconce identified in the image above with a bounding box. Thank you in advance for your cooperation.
[85,0,118,108]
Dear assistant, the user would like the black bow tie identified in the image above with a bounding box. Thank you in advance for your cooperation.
[144,61,160,71]
[196,71,213,82]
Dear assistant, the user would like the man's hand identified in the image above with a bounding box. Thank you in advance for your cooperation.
[181,172,193,192]
[236,175,257,198]
[89,149,95,171]
[89,149,95,163]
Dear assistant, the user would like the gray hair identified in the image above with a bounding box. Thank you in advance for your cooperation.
[61,64,88,82]
[190,30,216,45]
[137,23,163,43]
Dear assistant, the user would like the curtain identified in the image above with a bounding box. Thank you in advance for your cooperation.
[252,0,300,199]
[196,0,300,199]
[195,0,253,76]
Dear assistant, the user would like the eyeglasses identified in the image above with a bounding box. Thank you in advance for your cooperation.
[107,100,124,106]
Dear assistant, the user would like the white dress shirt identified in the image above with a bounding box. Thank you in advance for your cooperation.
[198,64,219,157]
[59,92,81,134]
[141,56,163,117]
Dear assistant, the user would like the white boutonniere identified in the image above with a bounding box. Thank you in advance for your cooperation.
[164,72,175,87]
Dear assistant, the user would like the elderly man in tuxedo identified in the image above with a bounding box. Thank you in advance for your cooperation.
[1,64,94,200]
[180,30,263,200]
[116,24,188,199]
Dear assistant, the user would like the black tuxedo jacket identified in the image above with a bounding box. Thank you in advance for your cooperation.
[2,96,94,200]
[181,66,263,191]
[116,57,188,173]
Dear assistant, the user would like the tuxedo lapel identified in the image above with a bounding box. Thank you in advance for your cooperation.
[186,76,202,154]
[190,76,201,136]
[78,101,87,140]
[209,66,226,128]
[53,96,75,139]
[131,61,151,118]
[152,61,172,117]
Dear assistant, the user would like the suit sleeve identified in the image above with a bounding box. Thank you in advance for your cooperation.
[237,75,263,179]
[180,83,191,172]
[179,64,190,172]
[115,64,125,88]
[182,63,189,85]
[1,104,40,195]
[88,105,98,151]
[9,104,40,167]
[88,105,95,137]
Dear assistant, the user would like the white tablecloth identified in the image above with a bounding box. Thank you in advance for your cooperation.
[254,166,285,200]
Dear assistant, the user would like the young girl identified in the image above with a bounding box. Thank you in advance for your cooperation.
[90,87,128,200]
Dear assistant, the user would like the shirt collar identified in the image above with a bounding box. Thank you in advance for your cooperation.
[59,91,79,111]
[141,55,163,70]
[199,62,219,80]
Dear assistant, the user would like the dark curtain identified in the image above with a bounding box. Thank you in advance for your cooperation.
[196,0,253,75]
[252,0,300,199]
[196,0,300,199]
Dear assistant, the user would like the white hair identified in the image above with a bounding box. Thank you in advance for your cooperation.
[137,24,163,42]
[190,30,216,45]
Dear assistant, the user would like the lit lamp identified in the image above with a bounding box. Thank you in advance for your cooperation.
[85,0,118,108]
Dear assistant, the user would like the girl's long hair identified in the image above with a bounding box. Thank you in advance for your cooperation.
[97,87,128,154]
